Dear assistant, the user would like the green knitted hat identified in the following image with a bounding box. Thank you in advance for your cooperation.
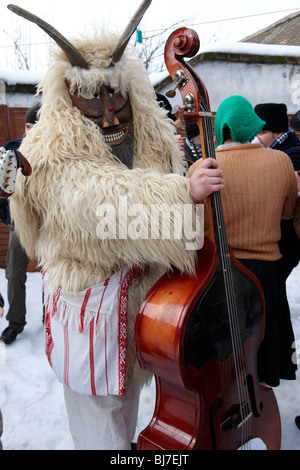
[215,95,266,145]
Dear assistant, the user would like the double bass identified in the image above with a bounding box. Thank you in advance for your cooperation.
[134,28,281,450]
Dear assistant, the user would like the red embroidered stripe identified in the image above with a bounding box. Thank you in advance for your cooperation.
[104,318,109,395]
[95,278,110,327]
[44,307,53,367]
[79,288,92,333]
[63,322,70,388]
[52,287,62,318]
[89,318,96,396]
[118,270,129,396]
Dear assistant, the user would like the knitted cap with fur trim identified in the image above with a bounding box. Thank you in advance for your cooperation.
[215,95,265,145]
[254,103,289,133]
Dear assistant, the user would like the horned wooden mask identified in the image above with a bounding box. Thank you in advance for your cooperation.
[7,2,151,147]
[69,82,133,146]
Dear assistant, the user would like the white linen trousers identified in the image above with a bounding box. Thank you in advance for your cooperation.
[43,268,142,450]
[63,373,140,450]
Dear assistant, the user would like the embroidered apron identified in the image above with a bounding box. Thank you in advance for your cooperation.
[43,268,141,396]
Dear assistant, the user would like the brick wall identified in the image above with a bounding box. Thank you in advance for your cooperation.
[0,222,9,269]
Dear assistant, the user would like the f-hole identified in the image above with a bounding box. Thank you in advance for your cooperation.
[247,374,264,417]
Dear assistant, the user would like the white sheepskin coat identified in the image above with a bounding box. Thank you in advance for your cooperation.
[10,31,198,381]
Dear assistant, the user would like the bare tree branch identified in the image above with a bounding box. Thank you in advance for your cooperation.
[135,17,194,73]
[3,28,30,70]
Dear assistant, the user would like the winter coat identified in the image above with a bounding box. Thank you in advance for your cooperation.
[270,130,300,275]
[271,130,300,171]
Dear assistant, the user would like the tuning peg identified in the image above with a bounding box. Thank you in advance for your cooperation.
[166,69,189,98]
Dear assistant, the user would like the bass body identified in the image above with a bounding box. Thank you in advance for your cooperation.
[135,239,281,450]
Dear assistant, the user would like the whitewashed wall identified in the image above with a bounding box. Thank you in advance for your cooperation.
[1,88,40,108]
[0,69,44,107]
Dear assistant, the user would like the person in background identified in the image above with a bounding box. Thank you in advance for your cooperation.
[193,95,297,387]
[254,103,300,280]
[290,109,300,241]
[290,109,300,133]
[289,108,300,431]
[184,122,202,167]
[254,103,300,168]
[0,103,40,345]
[156,93,185,153]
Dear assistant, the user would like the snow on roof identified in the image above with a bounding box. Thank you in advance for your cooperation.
[0,68,44,85]
[200,41,300,57]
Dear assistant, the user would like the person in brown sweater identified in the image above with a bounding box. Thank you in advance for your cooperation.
[212,95,297,387]
[216,142,296,262]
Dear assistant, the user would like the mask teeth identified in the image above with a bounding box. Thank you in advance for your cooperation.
[103,131,125,143]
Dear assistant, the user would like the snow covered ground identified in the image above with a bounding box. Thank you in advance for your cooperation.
[0,265,299,451]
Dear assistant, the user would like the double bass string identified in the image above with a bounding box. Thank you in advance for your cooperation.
[200,104,251,448]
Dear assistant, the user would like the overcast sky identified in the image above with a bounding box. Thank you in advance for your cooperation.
[0,0,299,71]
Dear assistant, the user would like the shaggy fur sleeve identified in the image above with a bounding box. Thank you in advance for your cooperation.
[90,167,200,275]
[9,173,39,260]
[10,161,203,291]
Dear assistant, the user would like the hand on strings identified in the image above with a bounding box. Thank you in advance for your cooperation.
[188,158,223,202]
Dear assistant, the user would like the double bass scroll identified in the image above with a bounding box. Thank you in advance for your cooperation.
[135,27,281,450]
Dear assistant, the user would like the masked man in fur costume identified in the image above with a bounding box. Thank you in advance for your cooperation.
[4,2,223,450]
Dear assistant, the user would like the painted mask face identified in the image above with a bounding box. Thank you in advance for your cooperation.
[69,83,133,146]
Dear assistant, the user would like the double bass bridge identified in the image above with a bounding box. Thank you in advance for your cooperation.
[220,403,253,432]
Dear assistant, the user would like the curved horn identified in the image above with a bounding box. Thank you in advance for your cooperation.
[7,4,89,69]
[111,0,152,65]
